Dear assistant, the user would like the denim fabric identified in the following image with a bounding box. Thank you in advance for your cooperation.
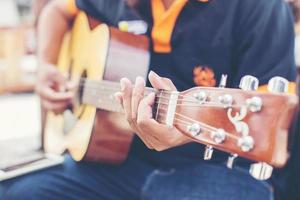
[0,155,274,200]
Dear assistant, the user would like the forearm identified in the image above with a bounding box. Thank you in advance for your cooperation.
[37,0,75,65]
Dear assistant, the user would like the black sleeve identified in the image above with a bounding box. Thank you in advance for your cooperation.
[75,0,142,26]
[231,0,297,87]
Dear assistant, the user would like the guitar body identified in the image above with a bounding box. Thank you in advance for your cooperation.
[43,12,150,163]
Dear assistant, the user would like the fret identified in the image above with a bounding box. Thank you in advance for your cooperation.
[82,80,123,113]
[81,79,161,114]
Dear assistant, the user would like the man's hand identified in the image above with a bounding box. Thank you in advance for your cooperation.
[35,63,74,114]
[115,71,191,151]
[36,0,77,114]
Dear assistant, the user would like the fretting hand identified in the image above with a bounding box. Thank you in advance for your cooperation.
[115,71,191,151]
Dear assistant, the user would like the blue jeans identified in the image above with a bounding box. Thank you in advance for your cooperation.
[0,154,274,200]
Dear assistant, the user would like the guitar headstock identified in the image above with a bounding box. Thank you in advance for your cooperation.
[155,75,299,180]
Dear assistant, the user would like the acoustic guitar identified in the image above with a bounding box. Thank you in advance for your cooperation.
[43,12,299,180]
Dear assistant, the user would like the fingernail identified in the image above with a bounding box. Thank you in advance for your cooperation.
[149,70,158,77]
[66,82,76,90]
[135,76,145,86]
[114,92,122,103]
[120,78,126,91]
[149,71,161,80]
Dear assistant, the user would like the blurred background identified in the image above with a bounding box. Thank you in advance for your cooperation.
[0,0,44,149]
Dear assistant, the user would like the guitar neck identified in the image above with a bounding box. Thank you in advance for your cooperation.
[81,79,155,113]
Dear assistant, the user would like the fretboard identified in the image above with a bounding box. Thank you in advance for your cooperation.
[81,79,156,113]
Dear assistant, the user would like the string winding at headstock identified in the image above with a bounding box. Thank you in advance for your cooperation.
[154,75,299,180]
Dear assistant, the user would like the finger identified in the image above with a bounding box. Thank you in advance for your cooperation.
[66,81,77,91]
[120,78,133,124]
[161,77,177,90]
[135,118,169,151]
[41,100,69,114]
[131,76,145,122]
[47,68,68,91]
[137,92,156,122]
[138,118,191,150]
[38,86,74,102]
[135,132,154,149]
[114,92,123,105]
[148,71,176,90]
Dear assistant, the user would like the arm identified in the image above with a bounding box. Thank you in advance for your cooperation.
[37,0,76,64]
[36,0,77,114]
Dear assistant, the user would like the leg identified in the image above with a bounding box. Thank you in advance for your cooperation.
[141,162,274,200]
[0,155,153,200]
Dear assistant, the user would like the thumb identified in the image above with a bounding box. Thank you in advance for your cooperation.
[48,67,68,91]
[148,71,177,91]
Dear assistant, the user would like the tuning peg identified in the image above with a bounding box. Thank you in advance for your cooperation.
[237,136,254,152]
[227,154,238,169]
[267,76,289,93]
[218,94,233,108]
[204,145,214,160]
[249,162,273,180]
[211,129,226,144]
[239,75,259,91]
[219,74,228,88]
[193,91,207,103]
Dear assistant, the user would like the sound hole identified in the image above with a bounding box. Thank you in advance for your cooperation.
[62,70,87,135]
[73,70,87,112]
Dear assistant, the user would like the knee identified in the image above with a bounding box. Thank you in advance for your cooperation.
[0,166,64,200]
[0,178,49,200]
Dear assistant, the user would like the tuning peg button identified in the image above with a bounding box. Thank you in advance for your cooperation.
[249,162,273,180]
[227,154,238,169]
[239,75,259,91]
[268,76,289,93]
[219,74,228,88]
[204,145,214,160]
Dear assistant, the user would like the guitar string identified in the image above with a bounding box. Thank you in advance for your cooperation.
[79,83,244,103]
[77,80,217,99]
[78,85,248,108]
[76,94,243,141]
[72,89,244,141]
[171,118,240,143]
[76,84,197,102]
[76,81,245,107]
[155,107,240,140]
[153,101,244,109]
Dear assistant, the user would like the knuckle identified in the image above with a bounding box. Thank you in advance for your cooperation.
[155,146,166,152]
[145,143,153,149]
[136,119,147,127]
[126,115,134,125]
[53,110,61,115]
[131,115,137,123]
[132,90,142,99]
[48,104,55,111]
[41,100,48,108]
[163,77,172,82]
